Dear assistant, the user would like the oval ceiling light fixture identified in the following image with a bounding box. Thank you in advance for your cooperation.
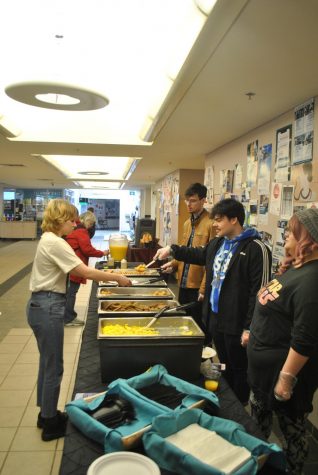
[5,81,109,111]
[35,93,80,106]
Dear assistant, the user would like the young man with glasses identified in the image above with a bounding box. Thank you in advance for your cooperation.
[160,183,215,330]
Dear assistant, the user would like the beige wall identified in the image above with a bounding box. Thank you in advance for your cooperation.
[205,100,318,241]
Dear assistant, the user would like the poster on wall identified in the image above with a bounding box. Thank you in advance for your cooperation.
[163,210,171,246]
[258,195,269,225]
[293,98,314,165]
[269,182,282,216]
[171,177,179,214]
[249,199,258,226]
[204,165,214,208]
[162,178,172,213]
[246,140,258,188]
[241,185,250,203]
[259,231,273,251]
[220,169,234,194]
[234,163,243,189]
[274,125,292,182]
[280,185,294,219]
[291,161,316,202]
[272,219,289,274]
[293,204,306,214]
[258,143,272,194]
[175,194,179,215]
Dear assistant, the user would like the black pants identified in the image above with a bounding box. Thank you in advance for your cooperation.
[208,316,249,405]
[250,392,309,475]
[178,287,204,331]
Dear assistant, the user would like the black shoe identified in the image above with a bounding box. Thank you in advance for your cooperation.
[37,410,67,429]
[41,412,68,441]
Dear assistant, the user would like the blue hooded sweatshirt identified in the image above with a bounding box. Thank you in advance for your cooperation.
[210,227,260,313]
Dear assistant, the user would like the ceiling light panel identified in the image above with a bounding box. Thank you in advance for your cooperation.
[76,181,122,190]
[0,0,215,145]
[38,155,141,181]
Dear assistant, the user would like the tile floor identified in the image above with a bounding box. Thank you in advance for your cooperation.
[0,236,99,475]
[1,234,318,474]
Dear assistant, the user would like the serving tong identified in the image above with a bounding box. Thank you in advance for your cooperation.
[145,301,197,328]
[133,276,164,285]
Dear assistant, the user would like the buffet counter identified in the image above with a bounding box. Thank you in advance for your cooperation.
[60,283,285,475]
[0,221,37,239]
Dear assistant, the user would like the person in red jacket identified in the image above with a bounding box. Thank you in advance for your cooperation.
[64,211,108,326]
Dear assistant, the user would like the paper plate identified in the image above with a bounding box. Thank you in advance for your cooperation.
[87,452,160,475]
[202,346,216,359]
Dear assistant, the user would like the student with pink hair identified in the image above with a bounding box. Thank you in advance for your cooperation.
[247,208,318,474]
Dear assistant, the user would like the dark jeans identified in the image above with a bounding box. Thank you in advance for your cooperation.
[64,281,81,324]
[27,291,65,418]
[178,287,204,330]
[208,315,249,405]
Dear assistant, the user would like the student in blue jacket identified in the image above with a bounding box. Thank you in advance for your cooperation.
[155,198,271,405]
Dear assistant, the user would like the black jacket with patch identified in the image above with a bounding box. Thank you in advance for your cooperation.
[171,236,271,335]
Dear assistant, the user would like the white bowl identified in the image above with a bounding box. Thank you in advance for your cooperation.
[87,452,160,475]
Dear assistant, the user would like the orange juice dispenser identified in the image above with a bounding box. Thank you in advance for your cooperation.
[109,234,128,264]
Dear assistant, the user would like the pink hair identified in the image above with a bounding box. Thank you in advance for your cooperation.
[278,214,318,273]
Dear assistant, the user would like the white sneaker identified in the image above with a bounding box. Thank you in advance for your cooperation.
[65,318,84,326]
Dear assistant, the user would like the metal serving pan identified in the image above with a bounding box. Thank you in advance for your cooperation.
[98,316,204,338]
[98,299,182,316]
[96,287,175,300]
[102,268,161,277]
[98,277,167,287]
[98,316,204,383]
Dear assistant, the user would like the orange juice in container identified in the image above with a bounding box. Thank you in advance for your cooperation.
[109,234,128,261]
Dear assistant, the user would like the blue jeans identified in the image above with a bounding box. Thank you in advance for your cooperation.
[64,281,81,323]
[26,291,65,418]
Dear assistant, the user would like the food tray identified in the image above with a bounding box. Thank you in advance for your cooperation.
[99,278,167,287]
[98,316,204,338]
[98,299,182,316]
[96,287,175,300]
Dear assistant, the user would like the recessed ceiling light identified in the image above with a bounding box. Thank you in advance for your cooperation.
[5,81,109,111]
[78,171,109,176]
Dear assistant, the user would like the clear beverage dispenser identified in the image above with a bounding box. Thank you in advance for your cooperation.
[109,234,128,263]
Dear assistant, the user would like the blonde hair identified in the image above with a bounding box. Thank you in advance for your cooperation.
[79,211,96,229]
[41,199,77,233]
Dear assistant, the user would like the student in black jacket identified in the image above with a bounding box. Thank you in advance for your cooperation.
[155,199,271,404]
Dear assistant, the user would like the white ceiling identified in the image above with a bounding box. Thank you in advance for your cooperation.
[1,0,318,191]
